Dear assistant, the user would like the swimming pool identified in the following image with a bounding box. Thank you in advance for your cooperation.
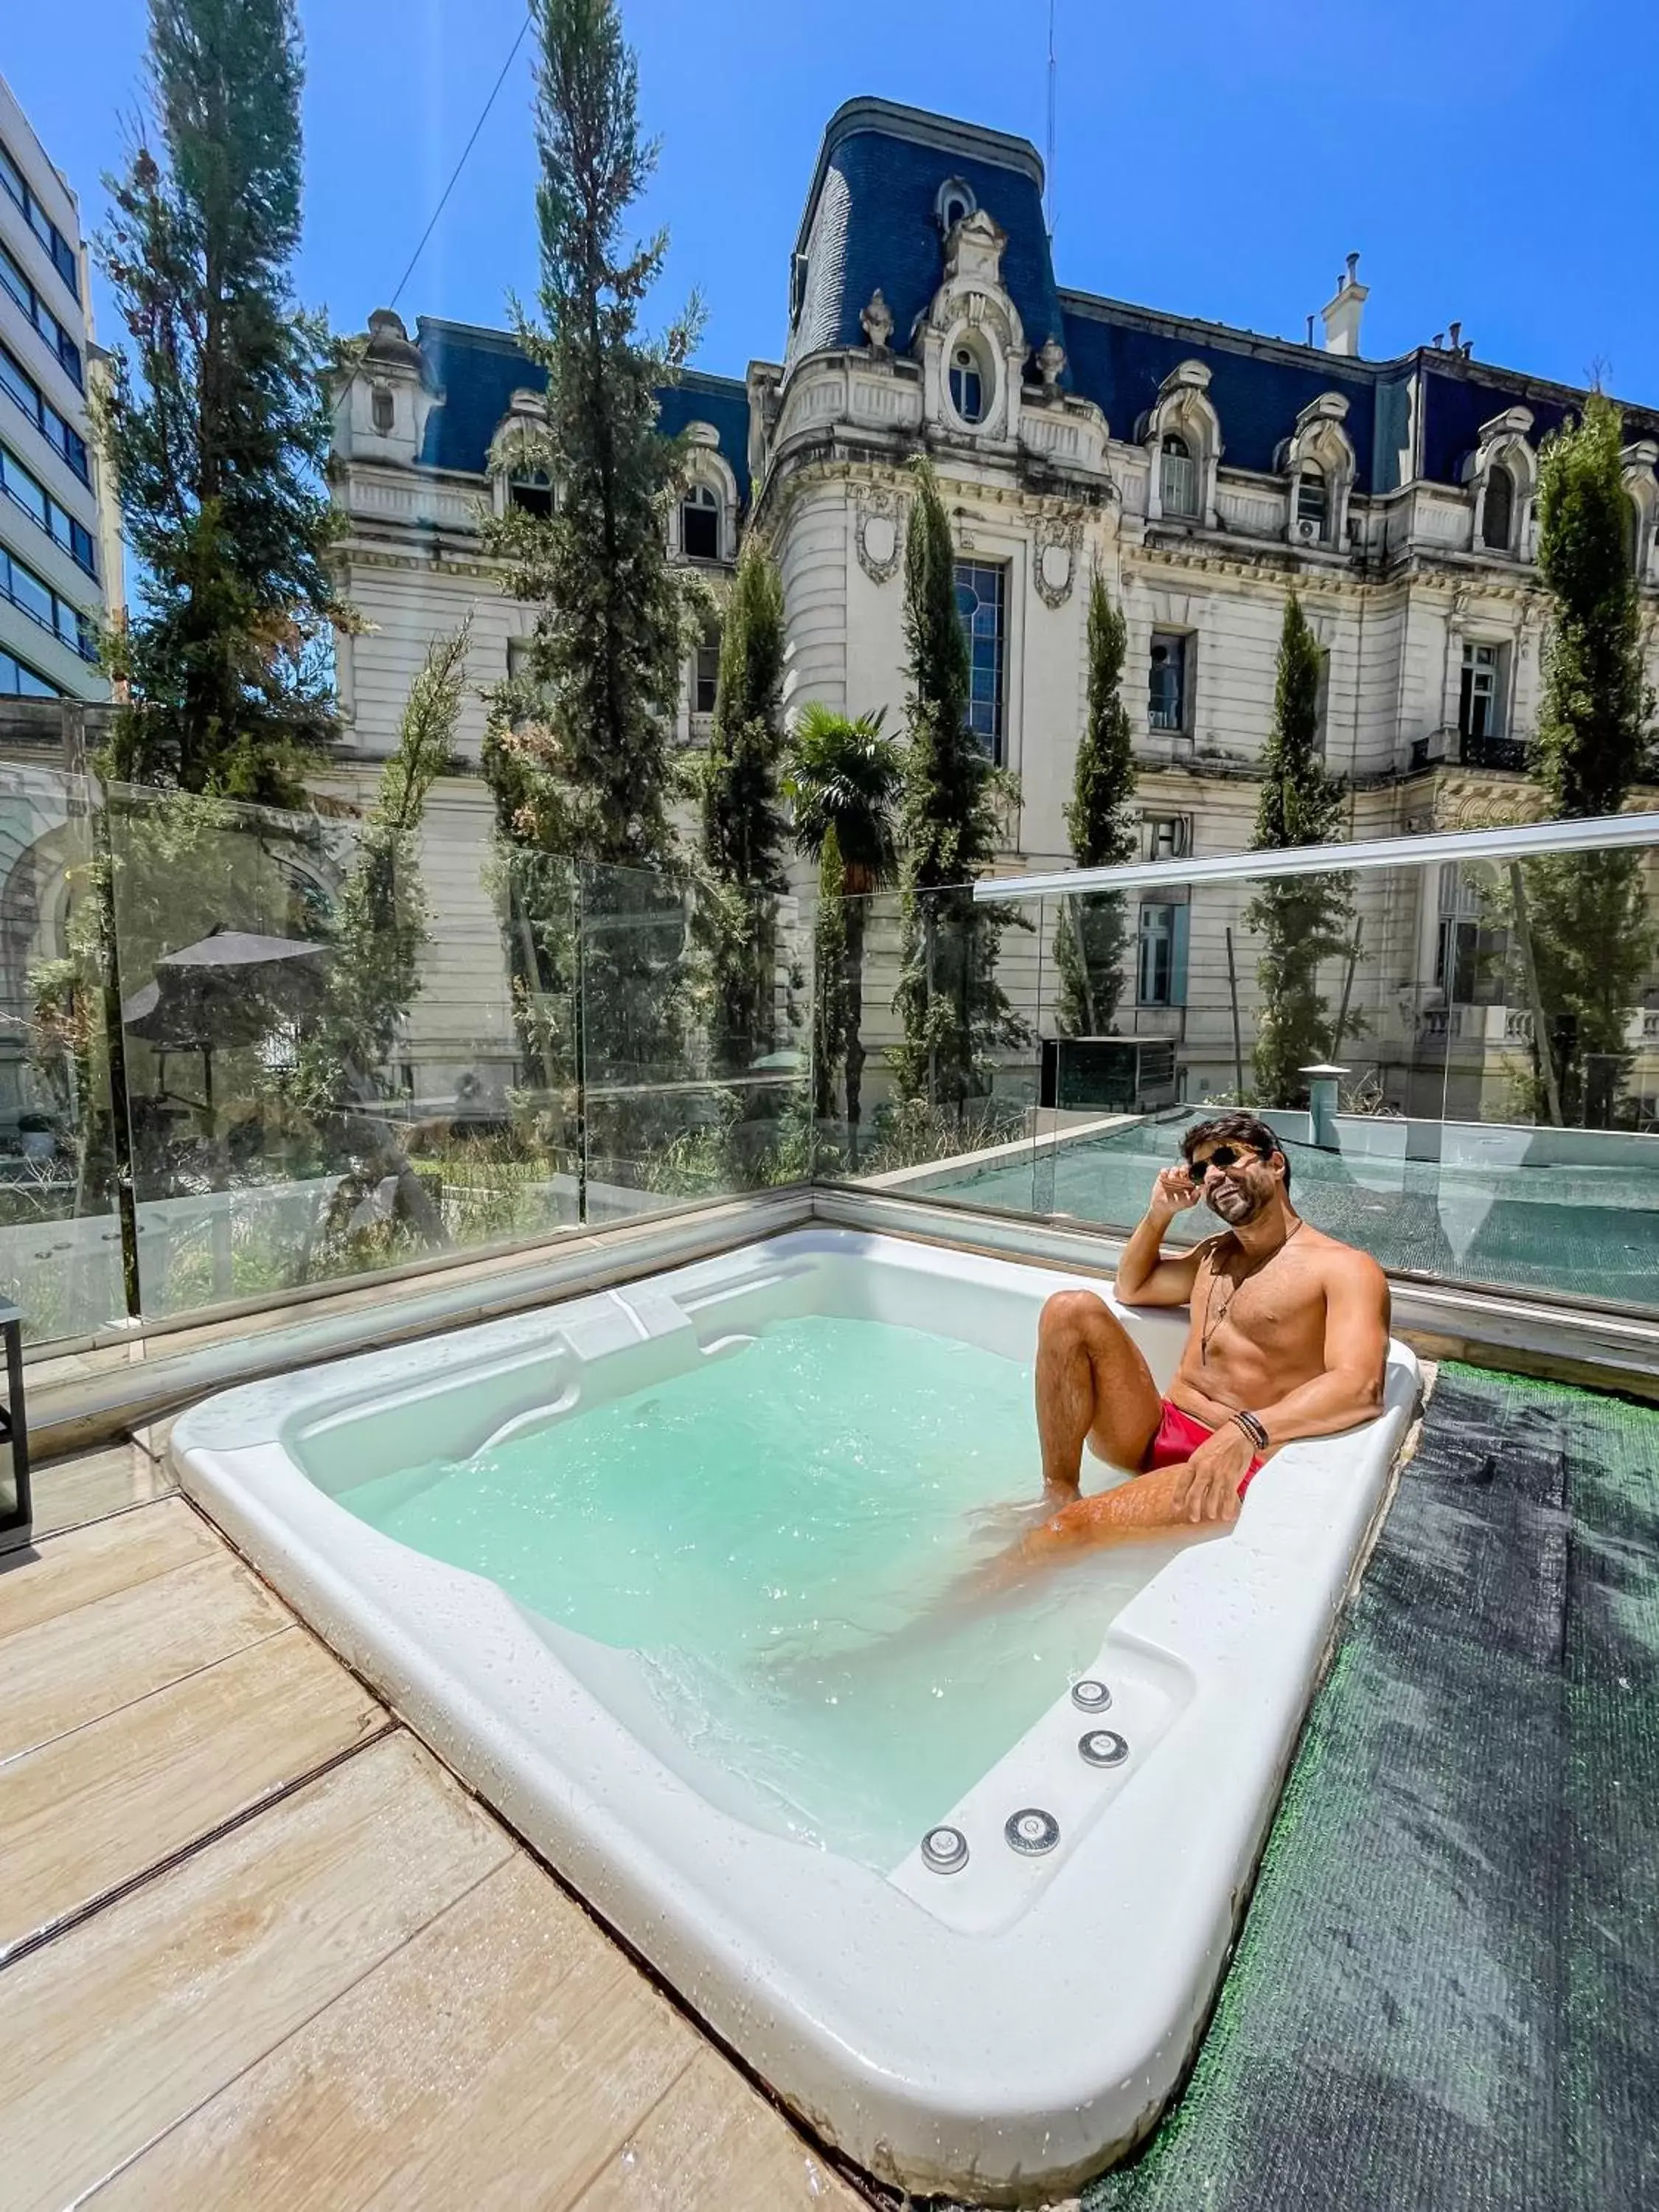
[925,1117,1659,1312]
[173,1226,1419,2202]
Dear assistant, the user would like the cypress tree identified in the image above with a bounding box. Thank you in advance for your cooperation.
[1512,392,1656,1124]
[1534,391,1651,817]
[480,0,698,871]
[702,540,788,888]
[697,540,788,1077]
[477,0,700,1194]
[1055,574,1137,1037]
[810,823,849,1126]
[891,459,1020,1110]
[98,0,347,806]
[1245,594,1353,1105]
[296,624,470,1116]
[293,626,472,1262]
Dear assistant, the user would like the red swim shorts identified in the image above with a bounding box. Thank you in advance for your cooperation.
[1144,1399,1265,1498]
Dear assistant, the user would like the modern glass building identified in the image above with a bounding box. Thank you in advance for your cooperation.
[0,72,119,707]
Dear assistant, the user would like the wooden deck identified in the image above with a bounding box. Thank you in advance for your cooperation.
[0,1442,866,2212]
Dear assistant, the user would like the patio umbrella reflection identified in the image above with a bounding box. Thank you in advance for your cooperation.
[122,928,331,1125]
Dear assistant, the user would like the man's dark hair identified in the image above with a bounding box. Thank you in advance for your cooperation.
[1181,1111,1292,1194]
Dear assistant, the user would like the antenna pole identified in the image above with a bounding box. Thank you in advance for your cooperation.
[1045,0,1058,239]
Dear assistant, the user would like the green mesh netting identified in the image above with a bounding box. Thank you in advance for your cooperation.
[1067,1364,1659,2212]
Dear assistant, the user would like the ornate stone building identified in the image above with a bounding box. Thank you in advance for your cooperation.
[327,96,1659,1114]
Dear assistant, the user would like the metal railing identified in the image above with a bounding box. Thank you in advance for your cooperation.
[975,810,1659,902]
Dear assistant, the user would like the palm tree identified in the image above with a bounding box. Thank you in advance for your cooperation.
[785,704,903,1160]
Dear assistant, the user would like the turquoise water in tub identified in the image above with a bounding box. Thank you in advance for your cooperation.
[340,1315,1178,1869]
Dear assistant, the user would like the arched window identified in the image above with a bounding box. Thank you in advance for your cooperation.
[1482,462,1514,552]
[949,344,985,425]
[509,470,553,519]
[371,384,394,436]
[1160,433,1197,518]
[1296,463,1328,540]
[681,482,720,561]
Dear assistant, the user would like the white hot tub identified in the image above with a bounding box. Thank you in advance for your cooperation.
[173,1225,1419,2203]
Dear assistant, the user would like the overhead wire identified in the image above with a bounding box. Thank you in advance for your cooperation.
[388,5,534,313]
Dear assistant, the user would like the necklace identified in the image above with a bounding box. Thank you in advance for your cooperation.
[1200,1218,1304,1363]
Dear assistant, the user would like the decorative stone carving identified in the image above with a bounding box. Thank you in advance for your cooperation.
[860,288,894,359]
[1439,781,1543,830]
[943,209,1009,289]
[1036,335,1066,401]
[855,487,904,584]
[1033,516,1081,608]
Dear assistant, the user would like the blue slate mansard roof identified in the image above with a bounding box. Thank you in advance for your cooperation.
[790,97,1066,373]
[1059,294,1397,492]
[789,97,1659,499]
[411,318,751,505]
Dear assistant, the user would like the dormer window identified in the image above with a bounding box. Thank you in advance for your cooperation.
[1296,464,1328,541]
[371,384,394,435]
[949,344,985,425]
[681,482,720,561]
[1283,393,1355,552]
[509,471,553,519]
[1160,434,1198,519]
[1465,408,1537,565]
[1482,462,1515,552]
[1144,362,1222,528]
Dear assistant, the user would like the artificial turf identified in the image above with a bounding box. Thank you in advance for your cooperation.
[1072,1363,1659,2212]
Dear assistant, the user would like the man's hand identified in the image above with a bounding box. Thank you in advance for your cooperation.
[1116,1167,1210,1305]
[1167,1423,1253,1524]
[1150,1164,1203,1217]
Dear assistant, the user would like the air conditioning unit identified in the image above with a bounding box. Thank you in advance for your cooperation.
[1295,517,1321,544]
[1040,1037,1178,1114]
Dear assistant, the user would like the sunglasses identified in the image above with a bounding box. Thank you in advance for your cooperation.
[1185,1144,1267,1177]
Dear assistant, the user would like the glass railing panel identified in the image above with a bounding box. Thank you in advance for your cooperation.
[455,836,581,1244]
[859,838,1659,1319]
[577,860,811,1211]
[821,881,1045,1211]
[49,782,1659,1332]
[108,780,358,1321]
[1024,884,1185,1226]
[1416,843,1659,1310]
[0,761,125,1343]
[106,780,584,1324]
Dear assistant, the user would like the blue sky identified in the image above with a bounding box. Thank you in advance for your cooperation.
[7,0,1658,405]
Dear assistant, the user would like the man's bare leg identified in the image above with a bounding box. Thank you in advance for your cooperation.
[1034,1289,1163,1498]
[1031,1456,1239,1554]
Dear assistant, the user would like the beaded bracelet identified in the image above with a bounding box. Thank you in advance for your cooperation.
[1231,1408,1270,1453]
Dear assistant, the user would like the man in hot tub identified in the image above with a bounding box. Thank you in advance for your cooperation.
[1021,1111,1390,1562]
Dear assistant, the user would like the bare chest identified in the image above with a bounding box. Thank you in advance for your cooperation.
[1192,1245,1326,1367]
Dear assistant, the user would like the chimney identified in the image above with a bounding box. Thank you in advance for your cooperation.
[1447,320,1462,353]
[1320,251,1368,357]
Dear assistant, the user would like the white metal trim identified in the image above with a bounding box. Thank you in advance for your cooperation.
[973,809,1659,901]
